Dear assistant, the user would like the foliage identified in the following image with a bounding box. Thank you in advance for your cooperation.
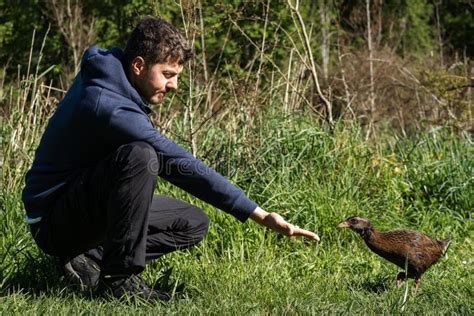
[0,0,62,75]
[337,0,434,55]
[1,0,472,77]
[441,0,474,56]
[401,0,434,56]
[419,66,473,128]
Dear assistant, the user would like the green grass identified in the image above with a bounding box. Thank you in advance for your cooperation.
[1,100,473,313]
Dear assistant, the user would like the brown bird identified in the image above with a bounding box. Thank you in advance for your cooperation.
[337,216,451,289]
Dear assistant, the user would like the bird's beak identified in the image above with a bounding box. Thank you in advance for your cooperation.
[337,221,350,228]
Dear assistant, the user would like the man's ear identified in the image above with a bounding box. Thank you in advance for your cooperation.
[131,56,146,76]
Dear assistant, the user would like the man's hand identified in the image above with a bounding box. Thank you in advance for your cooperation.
[249,207,320,242]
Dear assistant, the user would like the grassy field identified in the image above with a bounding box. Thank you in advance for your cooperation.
[1,94,473,314]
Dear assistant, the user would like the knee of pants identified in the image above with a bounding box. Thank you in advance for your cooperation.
[187,206,210,241]
[197,208,210,235]
[115,141,159,176]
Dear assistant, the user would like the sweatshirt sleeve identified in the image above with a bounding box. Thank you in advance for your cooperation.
[99,97,257,222]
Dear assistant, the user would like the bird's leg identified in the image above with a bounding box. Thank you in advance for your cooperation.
[414,277,421,294]
[396,272,406,288]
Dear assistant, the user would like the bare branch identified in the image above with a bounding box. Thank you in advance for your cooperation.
[287,0,334,125]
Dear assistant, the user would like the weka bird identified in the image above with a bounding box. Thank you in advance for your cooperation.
[337,216,451,289]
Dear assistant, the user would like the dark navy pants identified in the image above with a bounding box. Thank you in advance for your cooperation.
[30,141,209,275]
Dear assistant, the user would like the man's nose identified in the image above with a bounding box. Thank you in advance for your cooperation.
[166,77,178,90]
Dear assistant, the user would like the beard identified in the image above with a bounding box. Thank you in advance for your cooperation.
[147,91,166,104]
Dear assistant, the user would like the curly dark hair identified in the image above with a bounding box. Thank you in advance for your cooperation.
[123,17,193,67]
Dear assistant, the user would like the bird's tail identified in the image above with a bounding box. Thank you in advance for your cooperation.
[438,236,452,254]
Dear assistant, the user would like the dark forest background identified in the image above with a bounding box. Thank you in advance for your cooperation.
[1,0,472,135]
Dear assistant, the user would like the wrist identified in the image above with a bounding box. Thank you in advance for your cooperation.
[249,206,269,224]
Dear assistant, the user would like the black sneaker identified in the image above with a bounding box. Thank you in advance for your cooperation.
[60,254,101,291]
[97,274,171,302]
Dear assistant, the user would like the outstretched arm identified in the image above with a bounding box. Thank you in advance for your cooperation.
[249,206,320,241]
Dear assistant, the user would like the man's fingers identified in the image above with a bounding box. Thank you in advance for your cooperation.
[266,212,320,241]
[284,222,320,241]
[292,226,320,242]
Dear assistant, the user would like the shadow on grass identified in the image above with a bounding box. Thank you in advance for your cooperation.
[1,252,196,302]
[0,251,96,300]
[349,274,393,294]
[151,266,200,300]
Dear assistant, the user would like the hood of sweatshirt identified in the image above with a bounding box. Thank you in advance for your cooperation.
[80,46,152,114]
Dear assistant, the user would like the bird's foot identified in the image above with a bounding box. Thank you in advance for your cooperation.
[396,272,406,288]
[413,278,421,295]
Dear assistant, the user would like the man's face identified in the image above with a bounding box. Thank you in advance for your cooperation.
[130,58,183,104]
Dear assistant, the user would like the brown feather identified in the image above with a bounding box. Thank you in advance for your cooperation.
[365,229,445,278]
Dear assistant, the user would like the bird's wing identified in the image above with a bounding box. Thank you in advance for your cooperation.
[377,230,443,273]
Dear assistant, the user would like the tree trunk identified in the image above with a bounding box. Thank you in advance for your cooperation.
[319,0,329,81]
[366,0,375,126]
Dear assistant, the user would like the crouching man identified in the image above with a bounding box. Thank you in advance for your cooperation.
[22,17,319,302]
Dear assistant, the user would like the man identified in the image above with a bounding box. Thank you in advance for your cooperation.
[22,17,319,302]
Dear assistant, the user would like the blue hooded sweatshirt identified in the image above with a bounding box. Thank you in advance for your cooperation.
[22,46,257,222]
